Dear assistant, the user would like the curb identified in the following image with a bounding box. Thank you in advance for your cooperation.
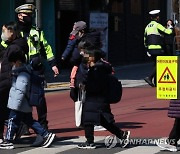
[44,80,149,92]
[45,82,70,92]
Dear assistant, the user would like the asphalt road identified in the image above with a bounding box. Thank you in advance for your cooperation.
[0,62,177,154]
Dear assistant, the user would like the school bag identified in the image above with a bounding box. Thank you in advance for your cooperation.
[107,74,122,104]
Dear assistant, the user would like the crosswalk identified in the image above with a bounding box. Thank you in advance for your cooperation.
[121,80,148,87]
[0,136,176,154]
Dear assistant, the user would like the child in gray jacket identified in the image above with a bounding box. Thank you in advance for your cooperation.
[0,48,55,149]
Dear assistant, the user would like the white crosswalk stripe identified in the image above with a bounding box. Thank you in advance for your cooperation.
[121,80,148,87]
[115,146,160,154]
[18,136,105,154]
[1,137,174,154]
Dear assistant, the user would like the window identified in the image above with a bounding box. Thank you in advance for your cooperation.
[111,0,123,13]
[148,0,159,11]
[131,0,141,15]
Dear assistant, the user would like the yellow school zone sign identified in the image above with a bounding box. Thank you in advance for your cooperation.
[156,56,179,99]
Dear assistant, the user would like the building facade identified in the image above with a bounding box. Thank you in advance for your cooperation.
[0,0,178,66]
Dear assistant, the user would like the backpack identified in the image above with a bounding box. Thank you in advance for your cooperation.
[107,74,122,104]
[26,70,44,107]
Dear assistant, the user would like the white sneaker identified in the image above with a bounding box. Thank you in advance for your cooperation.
[156,140,177,152]
[0,139,3,144]
[94,126,106,131]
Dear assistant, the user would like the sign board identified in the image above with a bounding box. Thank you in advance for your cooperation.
[89,13,108,59]
[156,56,180,99]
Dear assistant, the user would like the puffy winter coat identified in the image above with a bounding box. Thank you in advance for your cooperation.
[82,60,115,125]
[7,65,32,113]
[168,99,180,118]
[0,38,28,92]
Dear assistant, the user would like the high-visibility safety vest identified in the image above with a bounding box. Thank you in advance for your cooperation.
[1,26,55,62]
[1,41,8,48]
[144,20,172,50]
[22,27,55,62]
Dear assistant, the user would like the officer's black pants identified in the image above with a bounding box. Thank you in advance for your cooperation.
[36,96,48,128]
[149,55,156,81]
[84,115,124,143]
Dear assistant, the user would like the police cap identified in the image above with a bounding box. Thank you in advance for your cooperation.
[15,4,35,14]
[149,10,160,15]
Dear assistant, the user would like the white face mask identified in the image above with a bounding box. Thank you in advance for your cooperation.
[1,32,9,41]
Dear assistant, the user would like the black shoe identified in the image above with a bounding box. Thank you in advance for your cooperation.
[77,141,96,149]
[0,140,14,149]
[42,132,56,148]
[144,77,155,87]
[31,135,44,147]
[120,131,130,148]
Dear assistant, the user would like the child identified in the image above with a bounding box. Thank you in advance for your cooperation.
[0,40,55,150]
[0,21,29,143]
[76,48,130,149]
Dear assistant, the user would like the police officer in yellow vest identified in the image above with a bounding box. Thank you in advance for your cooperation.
[144,10,172,87]
[9,4,59,136]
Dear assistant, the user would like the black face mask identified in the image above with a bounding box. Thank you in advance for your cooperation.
[82,57,89,64]
[23,16,32,25]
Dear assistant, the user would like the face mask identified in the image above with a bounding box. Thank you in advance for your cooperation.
[1,32,9,41]
[82,56,89,64]
[167,24,173,29]
[23,16,32,25]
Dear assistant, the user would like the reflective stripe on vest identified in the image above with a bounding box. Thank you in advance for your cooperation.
[21,28,54,61]
[1,41,8,48]
[146,21,161,35]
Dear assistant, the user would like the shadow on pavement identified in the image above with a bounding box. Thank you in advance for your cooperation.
[116,122,146,129]
[49,127,83,134]
[136,107,168,111]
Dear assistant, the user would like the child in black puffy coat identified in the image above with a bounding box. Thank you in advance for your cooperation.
[75,46,130,149]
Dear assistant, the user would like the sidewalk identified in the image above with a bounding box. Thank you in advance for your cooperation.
[44,62,154,91]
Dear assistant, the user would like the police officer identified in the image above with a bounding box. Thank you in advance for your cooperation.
[144,10,172,87]
[13,4,59,134]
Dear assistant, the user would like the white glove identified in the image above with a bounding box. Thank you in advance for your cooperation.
[147,52,151,57]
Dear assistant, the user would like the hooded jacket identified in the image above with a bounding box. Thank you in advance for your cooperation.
[0,38,28,91]
[7,65,32,113]
[82,60,115,125]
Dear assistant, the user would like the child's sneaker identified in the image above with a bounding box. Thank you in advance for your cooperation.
[0,138,3,144]
[0,140,14,149]
[94,125,106,131]
[156,139,177,152]
[42,132,56,148]
[120,131,130,148]
[77,141,96,149]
